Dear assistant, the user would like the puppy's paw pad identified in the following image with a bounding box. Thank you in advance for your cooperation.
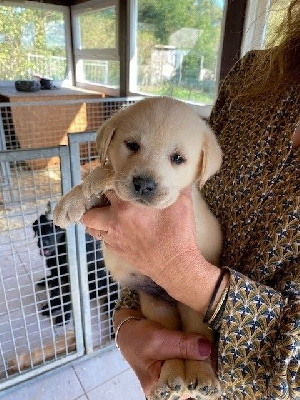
[150,379,184,400]
[185,360,221,400]
[187,376,221,399]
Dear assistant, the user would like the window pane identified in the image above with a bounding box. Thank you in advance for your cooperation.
[135,0,225,105]
[78,60,120,88]
[0,5,67,80]
[78,7,117,49]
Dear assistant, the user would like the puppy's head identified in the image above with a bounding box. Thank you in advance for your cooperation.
[96,97,222,208]
[33,215,65,257]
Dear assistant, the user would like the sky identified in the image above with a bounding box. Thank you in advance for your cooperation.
[216,0,225,7]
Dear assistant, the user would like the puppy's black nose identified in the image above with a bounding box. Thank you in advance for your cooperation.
[132,176,157,197]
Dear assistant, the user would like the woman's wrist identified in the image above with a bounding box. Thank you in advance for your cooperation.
[155,249,229,316]
[113,254,230,331]
[203,268,229,323]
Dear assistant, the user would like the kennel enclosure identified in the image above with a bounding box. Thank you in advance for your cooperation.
[0,96,140,392]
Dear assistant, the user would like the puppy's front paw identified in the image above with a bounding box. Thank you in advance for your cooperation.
[53,184,87,228]
[184,360,221,399]
[82,166,114,199]
[149,359,185,400]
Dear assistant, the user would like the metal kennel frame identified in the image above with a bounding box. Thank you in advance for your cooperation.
[69,130,118,355]
[69,131,100,355]
[0,146,83,391]
[0,97,141,392]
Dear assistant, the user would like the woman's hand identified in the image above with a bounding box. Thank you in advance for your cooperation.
[114,308,212,398]
[81,187,199,281]
[81,188,223,314]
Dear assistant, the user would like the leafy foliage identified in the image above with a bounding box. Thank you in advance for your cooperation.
[0,5,66,80]
[137,0,224,102]
[79,7,116,49]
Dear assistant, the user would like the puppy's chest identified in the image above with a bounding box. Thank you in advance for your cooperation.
[126,273,175,303]
[103,245,174,302]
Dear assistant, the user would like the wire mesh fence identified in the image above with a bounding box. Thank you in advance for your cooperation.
[0,147,82,389]
[0,97,141,390]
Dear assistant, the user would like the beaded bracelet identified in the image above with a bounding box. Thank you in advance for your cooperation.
[203,268,227,324]
[114,316,145,350]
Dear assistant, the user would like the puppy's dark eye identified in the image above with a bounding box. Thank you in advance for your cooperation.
[170,153,186,165]
[125,141,140,153]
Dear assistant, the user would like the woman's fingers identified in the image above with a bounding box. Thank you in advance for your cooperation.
[80,205,112,231]
[117,317,211,363]
[138,360,162,397]
[114,310,213,398]
[147,328,211,361]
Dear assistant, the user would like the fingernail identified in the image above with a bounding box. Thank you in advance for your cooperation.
[198,338,211,358]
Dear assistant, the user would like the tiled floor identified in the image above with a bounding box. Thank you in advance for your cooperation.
[0,348,145,400]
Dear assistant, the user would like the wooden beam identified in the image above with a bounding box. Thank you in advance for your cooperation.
[119,0,130,96]
[219,0,248,82]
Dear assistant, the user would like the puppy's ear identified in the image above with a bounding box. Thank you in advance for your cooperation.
[197,126,222,188]
[96,115,119,165]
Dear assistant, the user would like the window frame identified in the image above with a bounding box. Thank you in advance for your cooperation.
[0,0,73,87]
[71,0,120,96]
[241,0,270,56]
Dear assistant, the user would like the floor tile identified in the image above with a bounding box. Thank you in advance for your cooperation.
[0,256,20,279]
[74,348,129,392]
[86,369,145,400]
[0,364,85,400]
[0,296,56,361]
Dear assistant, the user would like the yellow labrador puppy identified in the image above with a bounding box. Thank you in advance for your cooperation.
[54,97,222,400]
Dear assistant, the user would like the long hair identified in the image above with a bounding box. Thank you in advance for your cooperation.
[239,0,300,97]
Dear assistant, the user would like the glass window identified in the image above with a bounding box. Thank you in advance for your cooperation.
[78,60,120,87]
[72,1,119,92]
[0,4,68,81]
[78,7,117,49]
[134,0,225,105]
[242,0,294,56]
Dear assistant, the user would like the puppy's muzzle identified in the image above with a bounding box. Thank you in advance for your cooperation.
[132,175,157,199]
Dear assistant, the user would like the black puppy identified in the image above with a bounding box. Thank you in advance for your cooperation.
[33,214,67,287]
[33,214,118,325]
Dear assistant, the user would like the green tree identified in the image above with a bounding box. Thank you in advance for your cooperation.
[137,0,223,96]
[138,0,192,44]
[0,5,66,80]
[181,0,223,79]
[79,7,116,49]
